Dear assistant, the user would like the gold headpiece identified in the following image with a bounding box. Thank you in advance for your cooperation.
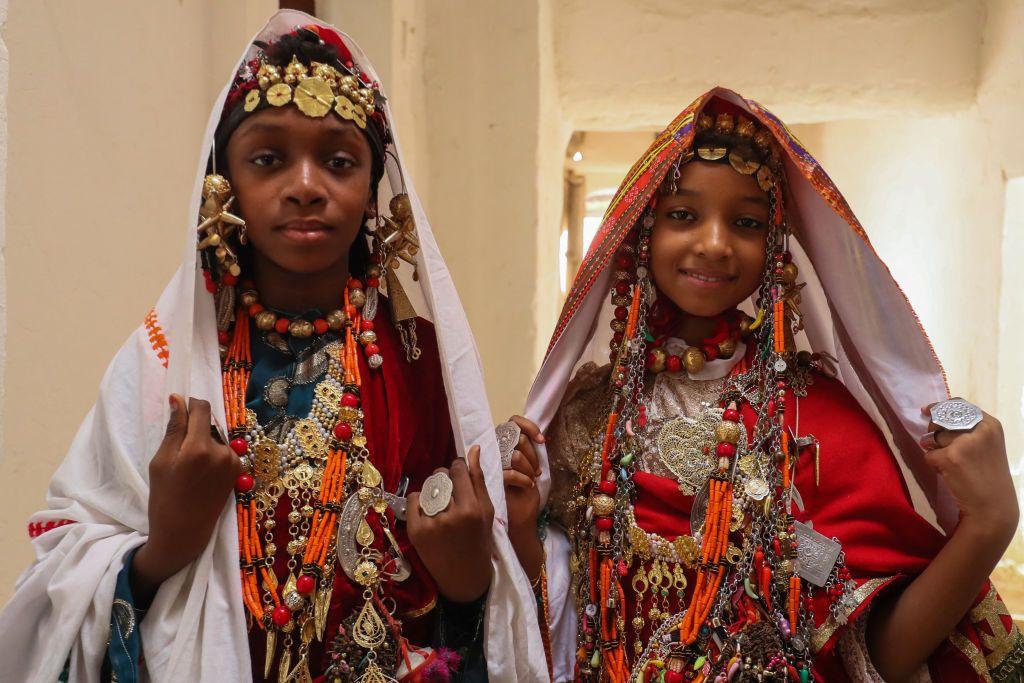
[242,55,377,129]
[687,112,783,192]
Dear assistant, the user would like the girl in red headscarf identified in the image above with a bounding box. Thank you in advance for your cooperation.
[504,89,1023,682]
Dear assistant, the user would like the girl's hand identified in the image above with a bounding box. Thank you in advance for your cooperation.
[923,404,1018,544]
[503,416,544,538]
[407,446,495,603]
[132,395,242,604]
[504,416,545,581]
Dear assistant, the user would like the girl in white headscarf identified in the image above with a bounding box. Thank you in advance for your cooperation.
[0,11,545,683]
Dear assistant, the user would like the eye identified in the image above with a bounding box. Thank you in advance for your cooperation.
[735,216,763,230]
[666,208,696,222]
[250,152,279,167]
[326,155,356,170]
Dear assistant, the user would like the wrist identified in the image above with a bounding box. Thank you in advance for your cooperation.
[957,513,1017,553]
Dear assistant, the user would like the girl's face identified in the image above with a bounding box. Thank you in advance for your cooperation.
[650,161,770,318]
[225,106,374,279]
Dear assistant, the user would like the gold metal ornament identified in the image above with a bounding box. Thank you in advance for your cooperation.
[352,600,387,648]
[294,77,333,118]
[728,150,760,175]
[718,338,737,358]
[196,174,247,278]
[244,89,261,112]
[267,83,293,107]
[355,661,397,683]
[697,146,728,161]
[682,347,705,375]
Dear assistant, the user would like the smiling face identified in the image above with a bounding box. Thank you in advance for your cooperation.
[224,106,375,280]
[650,161,770,319]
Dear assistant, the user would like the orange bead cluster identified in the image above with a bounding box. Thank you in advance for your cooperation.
[678,404,741,645]
[226,280,372,631]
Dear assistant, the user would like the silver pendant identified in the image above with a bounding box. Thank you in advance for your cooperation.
[794,520,841,587]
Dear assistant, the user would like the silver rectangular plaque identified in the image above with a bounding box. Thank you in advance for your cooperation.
[794,520,841,587]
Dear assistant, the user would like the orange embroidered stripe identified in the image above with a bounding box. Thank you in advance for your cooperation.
[144,308,169,368]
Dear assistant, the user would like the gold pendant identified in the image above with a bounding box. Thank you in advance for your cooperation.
[277,647,292,683]
[254,440,281,483]
[352,599,387,649]
[359,461,382,488]
[301,615,316,645]
[284,653,312,683]
[264,628,278,679]
[355,661,397,683]
[356,519,375,547]
[314,582,332,640]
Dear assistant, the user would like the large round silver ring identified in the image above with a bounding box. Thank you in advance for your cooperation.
[419,471,454,517]
[929,397,983,432]
[919,430,943,452]
[496,420,522,470]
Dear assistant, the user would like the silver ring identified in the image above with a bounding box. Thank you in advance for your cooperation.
[919,430,943,452]
[418,472,453,517]
[929,397,983,432]
[495,421,522,470]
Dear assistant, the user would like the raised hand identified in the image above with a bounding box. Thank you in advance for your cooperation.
[131,395,242,605]
[407,446,495,603]
[503,415,545,582]
[922,404,1018,543]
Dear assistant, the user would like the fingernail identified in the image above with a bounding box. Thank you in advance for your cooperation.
[169,396,178,413]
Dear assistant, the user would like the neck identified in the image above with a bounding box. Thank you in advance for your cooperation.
[673,313,721,347]
[251,256,351,314]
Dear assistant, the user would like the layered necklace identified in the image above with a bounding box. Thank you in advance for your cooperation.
[219,272,403,683]
[570,191,857,683]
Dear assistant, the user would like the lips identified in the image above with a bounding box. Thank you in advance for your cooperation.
[278,219,333,244]
[678,268,737,287]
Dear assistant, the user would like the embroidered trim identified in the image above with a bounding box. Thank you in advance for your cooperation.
[27,518,74,538]
[811,576,893,653]
[400,595,437,620]
[991,631,1024,682]
[951,584,1024,682]
[144,309,169,369]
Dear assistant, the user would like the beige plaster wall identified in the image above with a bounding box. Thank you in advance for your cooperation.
[552,0,984,129]
[0,0,275,605]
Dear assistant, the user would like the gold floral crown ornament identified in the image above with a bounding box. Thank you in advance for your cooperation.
[679,112,783,193]
[242,55,378,129]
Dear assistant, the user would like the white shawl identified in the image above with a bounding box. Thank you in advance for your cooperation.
[0,11,546,682]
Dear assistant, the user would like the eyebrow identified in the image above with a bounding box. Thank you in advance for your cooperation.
[673,187,770,207]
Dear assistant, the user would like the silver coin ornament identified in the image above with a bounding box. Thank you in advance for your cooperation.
[419,471,454,517]
[930,397,983,432]
[496,421,522,469]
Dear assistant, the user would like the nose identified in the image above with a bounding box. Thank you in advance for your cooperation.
[694,215,732,261]
[285,158,326,207]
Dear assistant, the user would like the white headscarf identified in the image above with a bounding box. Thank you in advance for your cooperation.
[0,11,545,682]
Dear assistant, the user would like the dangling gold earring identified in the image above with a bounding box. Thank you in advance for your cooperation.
[196,174,247,279]
[369,193,422,361]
